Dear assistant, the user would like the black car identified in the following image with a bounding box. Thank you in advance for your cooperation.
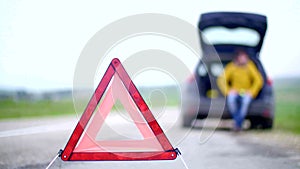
[182,12,274,129]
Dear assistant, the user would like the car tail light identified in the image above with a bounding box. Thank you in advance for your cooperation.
[267,77,273,86]
[187,74,195,83]
[263,108,271,118]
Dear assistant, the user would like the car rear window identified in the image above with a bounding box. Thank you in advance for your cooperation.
[202,27,260,47]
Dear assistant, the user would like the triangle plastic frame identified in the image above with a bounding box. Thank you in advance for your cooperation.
[61,58,177,161]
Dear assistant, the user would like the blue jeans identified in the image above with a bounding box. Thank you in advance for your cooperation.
[227,93,252,129]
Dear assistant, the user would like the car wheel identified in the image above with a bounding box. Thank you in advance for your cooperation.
[249,117,273,129]
[261,118,273,129]
[182,115,194,128]
[249,117,260,129]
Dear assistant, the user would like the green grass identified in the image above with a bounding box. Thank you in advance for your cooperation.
[0,99,75,119]
[0,86,180,119]
[274,78,300,134]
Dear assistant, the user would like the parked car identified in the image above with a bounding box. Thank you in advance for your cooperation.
[182,12,274,129]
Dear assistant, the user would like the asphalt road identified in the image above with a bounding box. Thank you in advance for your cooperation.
[0,107,299,169]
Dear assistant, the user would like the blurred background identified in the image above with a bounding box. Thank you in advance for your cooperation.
[1,0,299,133]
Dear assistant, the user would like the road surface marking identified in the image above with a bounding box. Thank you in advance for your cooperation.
[0,122,75,138]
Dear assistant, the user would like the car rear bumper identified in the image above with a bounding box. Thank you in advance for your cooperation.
[182,97,274,120]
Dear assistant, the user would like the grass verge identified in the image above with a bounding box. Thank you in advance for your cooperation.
[274,78,300,134]
[0,99,75,119]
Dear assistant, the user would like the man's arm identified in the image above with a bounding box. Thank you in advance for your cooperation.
[248,62,263,98]
[217,63,232,96]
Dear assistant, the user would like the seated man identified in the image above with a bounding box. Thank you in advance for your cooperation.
[217,50,263,131]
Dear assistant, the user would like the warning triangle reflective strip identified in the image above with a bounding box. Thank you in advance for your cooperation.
[61,58,177,161]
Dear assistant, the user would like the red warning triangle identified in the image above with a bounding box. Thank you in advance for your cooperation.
[61,58,177,161]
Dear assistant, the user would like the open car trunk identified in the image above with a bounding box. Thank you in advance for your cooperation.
[198,12,267,57]
[196,12,269,99]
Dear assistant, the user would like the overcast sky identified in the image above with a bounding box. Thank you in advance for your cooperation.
[1,0,300,91]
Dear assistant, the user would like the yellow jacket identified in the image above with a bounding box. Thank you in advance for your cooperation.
[217,60,263,98]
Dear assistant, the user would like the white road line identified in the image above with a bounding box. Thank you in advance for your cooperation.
[0,122,75,138]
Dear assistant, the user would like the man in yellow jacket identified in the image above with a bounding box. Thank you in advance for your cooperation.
[217,50,263,131]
